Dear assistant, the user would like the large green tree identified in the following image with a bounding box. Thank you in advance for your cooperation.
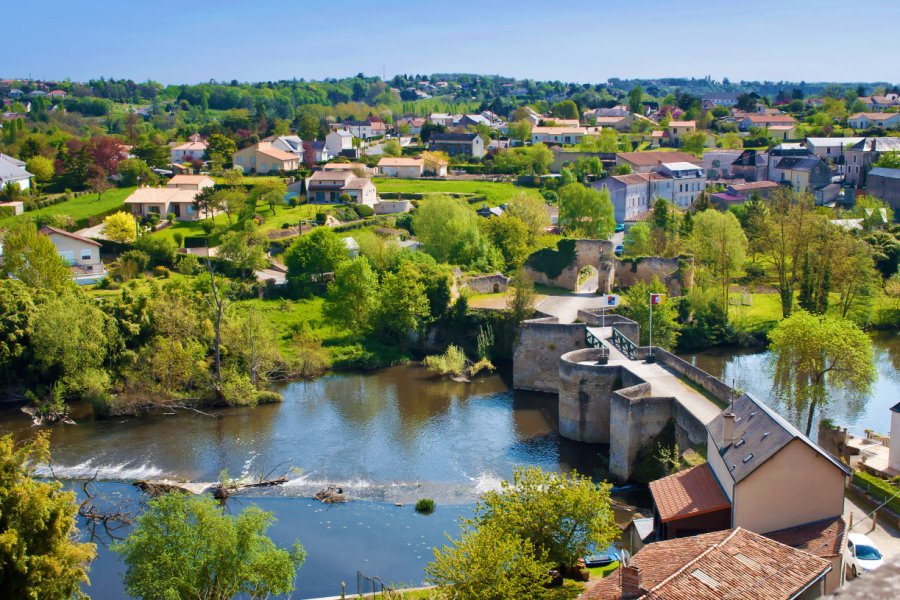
[558,183,615,239]
[217,223,270,276]
[113,493,305,600]
[1,222,74,292]
[0,432,96,599]
[769,311,876,435]
[284,227,348,293]
[323,258,380,334]
[378,262,430,345]
[503,192,550,246]
[622,278,680,349]
[412,194,482,265]
[689,210,748,315]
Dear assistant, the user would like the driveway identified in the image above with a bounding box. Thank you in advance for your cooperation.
[844,493,900,560]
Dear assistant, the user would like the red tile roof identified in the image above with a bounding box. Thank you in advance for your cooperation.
[587,528,831,599]
[649,464,730,523]
[765,517,847,559]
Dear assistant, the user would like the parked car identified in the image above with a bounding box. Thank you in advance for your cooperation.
[614,244,624,256]
[615,223,625,233]
[847,532,884,577]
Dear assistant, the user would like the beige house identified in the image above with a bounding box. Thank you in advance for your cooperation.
[124,187,204,221]
[307,170,377,206]
[38,225,107,284]
[166,174,215,191]
[232,142,300,174]
[667,120,696,143]
[848,112,900,130]
[530,126,603,146]
[170,140,208,163]
[376,157,425,178]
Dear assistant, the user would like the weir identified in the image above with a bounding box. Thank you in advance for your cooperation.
[513,310,732,480]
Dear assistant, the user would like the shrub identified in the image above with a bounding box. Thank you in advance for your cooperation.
[422,345,467,377]
[415,498,436,514]
[255,390,283,404]
[200,220,215,235]
[176,253,199,276]
[173,232,184,248]
[853,471,900,514]
[354,204,375,218]
[339,193,352,204]
[166,212,176,223]
[153,266,170,278]
[220,370,258,407]
[315,211,327,225]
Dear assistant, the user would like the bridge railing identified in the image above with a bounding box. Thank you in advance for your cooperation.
[610,327,638,360]
[585,328,602,348]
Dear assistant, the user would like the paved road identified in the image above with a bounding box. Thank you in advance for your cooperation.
[844,493,900,560]
[536,291,607,323]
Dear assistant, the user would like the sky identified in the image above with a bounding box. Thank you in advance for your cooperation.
[3,0,898,85]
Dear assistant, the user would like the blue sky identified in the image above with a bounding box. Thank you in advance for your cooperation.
[2,0,897,84]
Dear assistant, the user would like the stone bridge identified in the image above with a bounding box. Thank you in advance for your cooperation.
[513,310,732,480]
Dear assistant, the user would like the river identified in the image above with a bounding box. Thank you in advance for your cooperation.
[1,333,896,598]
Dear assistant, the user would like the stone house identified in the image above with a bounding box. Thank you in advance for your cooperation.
[652,162,706,209]
[846,137,900,187]
[867,167,900,211]
[771,156,831,194]
[667,120,696,144]
[593,172,673,223]
[730,149,768,182]
[325,130,355,157]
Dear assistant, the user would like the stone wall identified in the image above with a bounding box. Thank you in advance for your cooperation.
[525,239,614,291]
[558,349,619,443]
[654,348,732,405]
[672,400,710,452]
[610,386,673,480]
[576,310,641,345]
[512,317,587,393]
[606,256,694,296]
[463,273,510,294]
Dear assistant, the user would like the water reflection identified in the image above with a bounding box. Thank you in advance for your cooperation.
[681,331,898,436]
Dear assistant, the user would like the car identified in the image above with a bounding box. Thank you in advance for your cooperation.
[847,532,884,577]
[614,244,624,256]
[615,223,625,233]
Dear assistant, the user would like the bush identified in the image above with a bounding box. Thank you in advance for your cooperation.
[354,204,375,218]
[153,266,170,278]
[315,211,327,225]
[255,390,283,404]
[422,345,467,377]
[220,370,258,407]
[173,232,184,248]
[176,253,200,275]
[415,498,436,514]
[166,212,176,223]
[853,471,900,514]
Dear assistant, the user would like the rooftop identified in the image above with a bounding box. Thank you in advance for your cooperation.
[587,528,830,600]
[869,167,900,180]
[708,394,851,484]
[124,187,202,205]
[765,516,847,559]
[167,175,214,186]
[377,157,424,167]
[649,463,731,523]
[39,225,102,247]
[618,151,700,167]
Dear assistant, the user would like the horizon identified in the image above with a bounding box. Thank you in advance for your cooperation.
[3,0,898,85]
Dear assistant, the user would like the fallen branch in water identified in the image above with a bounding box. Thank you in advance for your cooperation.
[79,473,133,544]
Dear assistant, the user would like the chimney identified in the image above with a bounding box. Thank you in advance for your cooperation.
[722,412,736,446]
[621,565,642,599]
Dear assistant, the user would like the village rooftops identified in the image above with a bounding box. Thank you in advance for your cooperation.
[743,114,797,124]
[806,137,865,148]
[617,151,700,167]
[254,142,297,162]
[649,463,731,523]
[729,180,780,193]
[166,175,214,186]
[774,156,822,171]
[586,528,831,600]
[708,394,851,485]
[430,132,479,142]
[851,137,900,152]
[866,167,900,180]
[668,120,696,127]
[849,112,900,122]
[610,172,670,186]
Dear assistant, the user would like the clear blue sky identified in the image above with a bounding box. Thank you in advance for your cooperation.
[3,0,897,84]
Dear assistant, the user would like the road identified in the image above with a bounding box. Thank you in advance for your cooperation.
[536,290,607,323]
[844,493,900,560]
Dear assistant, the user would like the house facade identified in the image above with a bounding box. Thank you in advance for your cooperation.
[166,174,215,191]
[306,170,377,206]
[772,157,831,194]
[429,133,485,158]
[616,151,700,173]
[325,130,355,157]
[653,162,707,209]
[269,135,304,161]
[232,142,300,174]
[376,157,425,178]
[170,140,208,163]
[848,112,900,130]
[593,172,673,223]
[38,225,107,284]
[0,153,33,191]
[667,120,696,143]
[740,114,797,131]
[867,167,900,210]
[805,137,864,163]
[530,126,602,146]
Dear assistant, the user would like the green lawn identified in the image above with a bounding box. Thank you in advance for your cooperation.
[373,178,542,207]
[214,175,286,186]
[386,580,588,599]
[0,187,136,228]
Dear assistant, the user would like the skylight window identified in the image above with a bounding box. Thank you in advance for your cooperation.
[691,569,719,589]
[743,454,754,463]
[735,439,745,447]
[734,553,762,571]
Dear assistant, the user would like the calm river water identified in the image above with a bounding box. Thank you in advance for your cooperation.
[0,332,895,598]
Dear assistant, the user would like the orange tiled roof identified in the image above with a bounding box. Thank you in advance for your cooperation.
[649,463,730,523]
[586,528,831,600]
[765,516,847,559]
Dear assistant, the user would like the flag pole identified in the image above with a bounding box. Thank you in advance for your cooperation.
[649,292,653,360]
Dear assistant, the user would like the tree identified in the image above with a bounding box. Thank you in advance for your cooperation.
[508,120,533,145]
[558,183,615,239]
[284,227,349,292]
[628,85,644,115]
[217,223,270,276]
[689,210,748,315]
[1,222,73,292]
[412,194,482,265]
[0,432,96,599]
[681,131,707,156]
[874,151,900,169]
[216,188,247,224]
[506,268,536,325]
[224,308,282,387]
[527,143,553,175]
[297,113,321,142]
[103,211,138,243]
[472,466,618,568]
[623,222,652,256]
[87,173,114,201]
[769,311,876,435]
[113,493,305,600]
[24,155,53,195]
[117,157,154,187]
[422,151,449,175]
[378,262,430,345]
[481,215,531,270]
[553,99,579,120]
[426,522,552,600]
[206,134,237,168]
[382,138,401,157]
[622,278,680,348]
[323,258,380,334]
[504,192,551,245]
[719,132,743,150]
[420,122,446,144]
[255,180,287,215]
[133,139,170,169]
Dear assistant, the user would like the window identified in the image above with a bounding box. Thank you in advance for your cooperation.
[80,249,92,261]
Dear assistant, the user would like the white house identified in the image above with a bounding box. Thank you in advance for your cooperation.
[530,126,602,146]
[170,140,208,163]
[38,225,107,284]
[325,130,354,156]
[376,157,425,178]
[653,162,707,209]
[0,153,33,191]
[307,170,377,206]
[269,135,304,161]
[848,112,900,130]
[428,113,456,127]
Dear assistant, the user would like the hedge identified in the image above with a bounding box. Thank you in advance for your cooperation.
[853,471,900,514]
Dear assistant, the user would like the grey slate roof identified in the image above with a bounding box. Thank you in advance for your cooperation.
[775,157,821,171]
[0,153,33,183]
[431,132,478,142]
[850,137,900,152]
[869,167,900,180]
[708,394,851,484]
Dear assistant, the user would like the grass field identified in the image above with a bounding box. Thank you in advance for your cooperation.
[0,187,136,228]
[373,178,542,207]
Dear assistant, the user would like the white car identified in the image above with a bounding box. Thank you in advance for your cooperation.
[847,532,884,577]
